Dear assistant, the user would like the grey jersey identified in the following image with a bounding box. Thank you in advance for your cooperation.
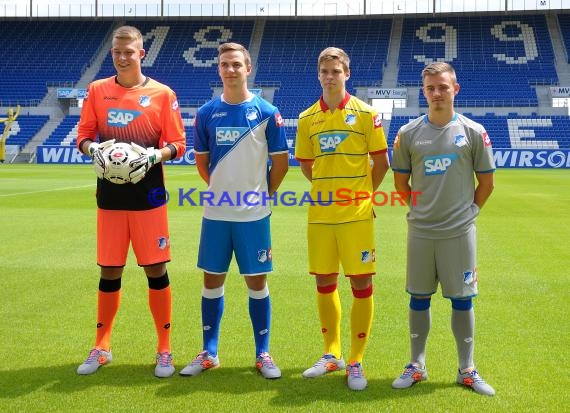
[392,113,495,239]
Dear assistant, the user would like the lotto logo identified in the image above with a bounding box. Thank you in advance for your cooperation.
[107,109,141,127]
[319,132,349,153]
[373,114,382,128]
[216,127,249,145]
[424,153,458,175]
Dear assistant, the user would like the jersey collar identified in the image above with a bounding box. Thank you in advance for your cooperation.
[221,92,255,105]
[319,92,351,112]
[423,112,458,127]
[114,75,149,88]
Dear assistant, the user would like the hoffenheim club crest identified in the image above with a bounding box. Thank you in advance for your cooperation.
[139,95,151,107]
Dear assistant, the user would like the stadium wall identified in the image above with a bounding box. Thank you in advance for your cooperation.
[34,146,570,169]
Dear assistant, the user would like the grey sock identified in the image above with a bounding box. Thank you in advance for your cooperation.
[409,308,431,367]
[451,308,475,370]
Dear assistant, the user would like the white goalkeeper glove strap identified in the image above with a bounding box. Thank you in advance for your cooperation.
[130,143,163,167]
[87,141,100,158]
[151,148,163,165]
[87,139,116,158]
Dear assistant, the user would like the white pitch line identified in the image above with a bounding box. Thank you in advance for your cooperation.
[0,169,197,198]
[0,183,95,197]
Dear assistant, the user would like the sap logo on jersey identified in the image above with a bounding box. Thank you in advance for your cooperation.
[319,132,349,153]
[216,127,249,145]
[108,109,141,127]
[424,153,458,175]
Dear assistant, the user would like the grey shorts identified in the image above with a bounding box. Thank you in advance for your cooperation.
[406,225,478,299]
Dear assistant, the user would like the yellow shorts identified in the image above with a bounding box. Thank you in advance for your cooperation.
[308,219,376,277]
[97,206,170,267]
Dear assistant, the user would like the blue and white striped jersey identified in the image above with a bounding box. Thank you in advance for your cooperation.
[194,94,288,221]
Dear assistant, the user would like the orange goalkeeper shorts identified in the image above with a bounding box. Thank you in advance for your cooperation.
[97,205,170,267]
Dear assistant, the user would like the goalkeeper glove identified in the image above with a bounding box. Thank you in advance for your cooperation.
[87,139,115,179]
[129,142,163,184]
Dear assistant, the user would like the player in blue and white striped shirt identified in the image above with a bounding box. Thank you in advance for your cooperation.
[179,42,289,380]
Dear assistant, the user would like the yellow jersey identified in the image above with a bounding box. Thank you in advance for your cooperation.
[295,93,387,224]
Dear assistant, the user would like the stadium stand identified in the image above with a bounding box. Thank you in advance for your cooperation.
[398,15,558,107]
[557,13,570,61]
[42,113,195,149]
[0,21,112,106]
[1,13,569,162]
[255,18,392,118]
[388,114,570,149]
[42,115,80,146]
[181,112,195,148]
[94,21,254,107]
[4,115,50,149]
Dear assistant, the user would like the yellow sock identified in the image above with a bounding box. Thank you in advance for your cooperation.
[348,285,374,364]
[316,284,342,359]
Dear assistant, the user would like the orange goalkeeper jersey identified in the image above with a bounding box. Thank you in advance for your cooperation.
[77,76,186,211]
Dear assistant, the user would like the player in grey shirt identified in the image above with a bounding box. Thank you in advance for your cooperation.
[391,62,496,396]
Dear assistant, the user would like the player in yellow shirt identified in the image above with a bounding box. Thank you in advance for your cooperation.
[295,47,390,391]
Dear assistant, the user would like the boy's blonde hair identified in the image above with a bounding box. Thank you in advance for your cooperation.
[318,47,350,72]
[112,25,143,48]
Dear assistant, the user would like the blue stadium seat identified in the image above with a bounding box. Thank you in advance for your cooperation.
[44,113,194,148]
[43,116,80,146]
[0,21,112,105]
[388,114,570,149]
[95,21,254,107]
[181,112,194,148]
[255,19,392,118]
[5,115,49,148]
[557,14,570,62]
[2,15,569,158]
[398,15,557,107]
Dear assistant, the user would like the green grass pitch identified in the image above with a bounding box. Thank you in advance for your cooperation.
[0,164,568,412]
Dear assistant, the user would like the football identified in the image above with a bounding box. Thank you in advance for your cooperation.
[103,142,137,184]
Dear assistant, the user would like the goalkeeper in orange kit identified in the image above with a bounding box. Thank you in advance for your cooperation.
[75,25,186,378]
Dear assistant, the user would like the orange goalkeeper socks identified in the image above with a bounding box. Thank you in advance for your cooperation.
[94,289,121,351]
[148,274,172,354]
